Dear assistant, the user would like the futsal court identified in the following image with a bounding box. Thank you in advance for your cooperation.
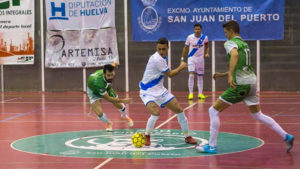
[0,91,299,169]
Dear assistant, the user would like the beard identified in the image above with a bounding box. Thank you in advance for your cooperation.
[106,79,113,83]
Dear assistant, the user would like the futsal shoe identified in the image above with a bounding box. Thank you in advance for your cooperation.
[185,136,198,144]
[188,94,194,100]
[284,134,294,152]
[105,122,113,132]
[196,144,217,154]
[145,134,151,146]
[124,115,134,127]
[198,93,208,99]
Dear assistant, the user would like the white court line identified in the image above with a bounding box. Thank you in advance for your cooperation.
[93,158,113,169]
[0,97,21,103]
[155,102,197,129]
[93,102,198,169]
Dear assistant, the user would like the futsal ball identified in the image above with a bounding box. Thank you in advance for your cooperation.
[131,132,146,148]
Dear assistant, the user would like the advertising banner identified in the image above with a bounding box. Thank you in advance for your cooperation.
[131,0,285,41]
[45,28,119,68]
[46,0,115,30]
[0,0,34,64]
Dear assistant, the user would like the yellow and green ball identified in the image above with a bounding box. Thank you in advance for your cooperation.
[131,132,146,148]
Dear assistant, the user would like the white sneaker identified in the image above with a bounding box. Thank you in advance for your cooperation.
[124,116,134,127]
[196,144,217,153]
[105,122,113,132]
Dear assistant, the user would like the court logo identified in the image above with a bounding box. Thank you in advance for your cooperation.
[138,0,162,34]
[65,130,207,152]
[11,129,264,159]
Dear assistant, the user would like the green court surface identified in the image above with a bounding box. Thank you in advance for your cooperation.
[11,129,264,159]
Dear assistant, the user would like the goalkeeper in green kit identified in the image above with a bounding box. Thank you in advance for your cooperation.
[196,20,294,153]
[87,63,134,131]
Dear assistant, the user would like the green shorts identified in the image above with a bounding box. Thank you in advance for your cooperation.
[220,84,259,105]
[87,86,117,104]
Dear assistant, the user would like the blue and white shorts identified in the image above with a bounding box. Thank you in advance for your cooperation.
[188,57,204,75]
[140,90,175,108]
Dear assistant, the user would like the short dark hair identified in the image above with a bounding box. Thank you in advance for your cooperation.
[223,20,240,34]
[194,23,202,29]
[103,64,115,73]
[156,37,168,45]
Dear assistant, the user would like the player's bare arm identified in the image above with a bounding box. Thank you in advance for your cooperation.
[181,45,189,61]
[165,61,187,78]
[205,42,210,58]
[213,72,228,80]
[228,48,239,88]
[102,93,132,104]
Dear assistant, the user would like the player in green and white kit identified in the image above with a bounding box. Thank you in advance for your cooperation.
[87,64,134,131]
[196,20,294,153]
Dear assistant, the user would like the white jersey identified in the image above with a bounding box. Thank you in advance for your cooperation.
[185,33,208,58]
[140,52,169,96]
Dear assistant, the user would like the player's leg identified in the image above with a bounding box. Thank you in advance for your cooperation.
[91,100,113,131]
[108,86,134,127]
[248,104,294,152]
[196,60,207,99]
[164,97,197,144]
[188,72,195,99]
[188,58,195,100]
[197,74,207,99]
[87,87,112,131]
[243,84,294,152]
[144,102,160,146]
[112,102,134,127]
[197,86,241,153]
[140,92,160,146]
[249,105,287,138]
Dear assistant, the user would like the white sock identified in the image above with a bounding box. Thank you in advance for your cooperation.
[177,112,189,137]
[197,75,203,95]
[97,113,110,124]
[188,74,194,94]
[251,111,287,139]
[118,104,127,118]
[208,106,220,147]
[145,115,159,135]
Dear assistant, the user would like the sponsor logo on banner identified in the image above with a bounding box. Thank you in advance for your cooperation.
[49,2,69,20]
[46,28,119,68]
[138,0,162,34]
[16,55,34,63]
[0,0,34,64]
[46,0,115,30]
[0,0,21,9]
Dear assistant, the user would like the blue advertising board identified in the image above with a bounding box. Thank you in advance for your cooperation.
[131,0,285,41]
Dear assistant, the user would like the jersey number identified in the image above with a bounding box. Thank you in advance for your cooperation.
[244,48,251,65]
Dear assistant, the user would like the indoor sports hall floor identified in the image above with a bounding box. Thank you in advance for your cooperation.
[0,91,299,169]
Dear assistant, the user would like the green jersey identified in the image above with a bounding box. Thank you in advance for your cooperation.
[224,36,256,85]
[87,69,111,96]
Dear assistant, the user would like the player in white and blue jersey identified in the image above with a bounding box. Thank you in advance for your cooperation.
[139,37,197,146]
[182,24,210,100]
